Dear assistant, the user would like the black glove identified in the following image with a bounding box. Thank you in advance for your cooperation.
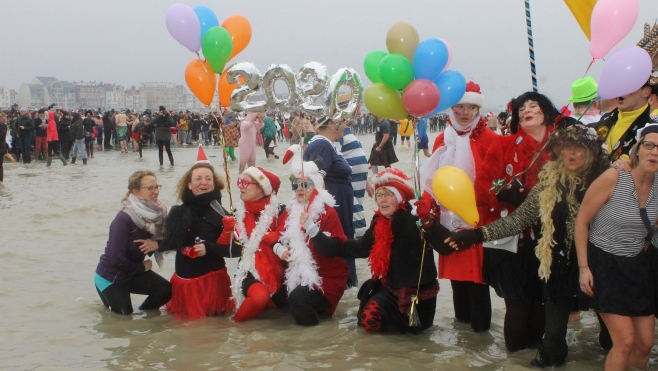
[496,179,524,206]
[427,222,454,255]
[448,228,483,251]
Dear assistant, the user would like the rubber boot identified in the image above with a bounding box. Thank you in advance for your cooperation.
[233,283,271,322]
[83,158,87,165]
[530,341,568,368]
[70,157,76,164]
[58,154,67,166]
[46,156,52,167]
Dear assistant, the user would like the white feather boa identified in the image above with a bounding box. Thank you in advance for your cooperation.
[231,194,279,307]
[281,189,335,294]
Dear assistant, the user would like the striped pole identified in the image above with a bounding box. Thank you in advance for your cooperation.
[525,0,538,92]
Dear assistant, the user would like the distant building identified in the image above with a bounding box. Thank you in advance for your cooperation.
[140,82,179,111]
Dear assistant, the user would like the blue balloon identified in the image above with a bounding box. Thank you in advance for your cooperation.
[194,5,219,41]
[427,70,466,116]
[413,38,450,81]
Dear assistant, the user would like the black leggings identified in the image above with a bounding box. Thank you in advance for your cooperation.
[95,270,172,315]
[157,140,174,165]
[504,297,545,351]
[451,280,492,332]
[358,286,436,334]
[288,285,331,326]
[263,137,277,157]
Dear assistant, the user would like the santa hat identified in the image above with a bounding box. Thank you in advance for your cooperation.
[372,168,415,204]
[196,144,209,164]
[242,166,281,196]
[457,81,484,108]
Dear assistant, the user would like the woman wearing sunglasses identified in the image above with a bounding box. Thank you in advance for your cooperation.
[94,170,171,315]
[274,157,348,326]
[230,167,287,321]
[162,154,239,320]
[575,123,658,371]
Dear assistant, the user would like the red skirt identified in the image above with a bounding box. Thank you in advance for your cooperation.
[166,268,235,320]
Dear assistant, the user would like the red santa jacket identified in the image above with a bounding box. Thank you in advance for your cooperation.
[475,128,553,226]
[432,118,498,283]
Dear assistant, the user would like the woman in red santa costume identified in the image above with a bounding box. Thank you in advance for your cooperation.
[474,91,572,351]
[312,168,452,334]
[231,167,287,321]
[274,156,349,326]
[417,81,498,332]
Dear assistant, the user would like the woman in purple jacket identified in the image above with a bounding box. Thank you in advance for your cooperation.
[94,170,171,315]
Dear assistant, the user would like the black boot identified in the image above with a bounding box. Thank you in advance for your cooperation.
[58,154,67,166]
[530,341,568,368]
[46,156,52,167]
[71,157,76,164]
[168,153,174,166]
[83,158,87,165]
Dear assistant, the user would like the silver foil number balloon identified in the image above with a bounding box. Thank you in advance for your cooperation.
[297,61,328,117]
[227,62,266,112]
[262,64,298,113]
[324,68,363,121]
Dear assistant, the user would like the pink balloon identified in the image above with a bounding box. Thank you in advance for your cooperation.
[166,3,201,53]
[439,38,452,72]
[589,0,639,59]
[598,46,652,99]
[402,79,440,117]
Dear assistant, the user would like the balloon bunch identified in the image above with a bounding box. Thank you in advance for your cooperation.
[166,4,252,106]
[363,22,466,120]
[565,0,651,100]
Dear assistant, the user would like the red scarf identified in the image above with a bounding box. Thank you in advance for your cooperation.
[368,211,394,284]
[242,196,284,294]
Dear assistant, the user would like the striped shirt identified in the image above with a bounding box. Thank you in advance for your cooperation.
[589,170,658,257]
[335,128,368,237]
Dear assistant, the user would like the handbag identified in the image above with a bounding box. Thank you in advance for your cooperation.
[483,235,519,253]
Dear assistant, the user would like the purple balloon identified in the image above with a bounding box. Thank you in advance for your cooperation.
[166,3,201,53]
[598,46,652,99]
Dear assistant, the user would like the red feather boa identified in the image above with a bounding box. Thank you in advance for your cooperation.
[368,211,394,284]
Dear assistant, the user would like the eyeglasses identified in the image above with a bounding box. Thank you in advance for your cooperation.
[292,181,314,190]
[141,184,162,191]
[237,178,254,189]
[375,191,395,199]
[640,141,658,151]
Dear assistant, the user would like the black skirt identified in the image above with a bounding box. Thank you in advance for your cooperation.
[483,236,543,300]
[586,242,653,317]
[368,141,398,167]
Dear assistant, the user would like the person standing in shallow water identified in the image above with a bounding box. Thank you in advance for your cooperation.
[152,106,174,166]
[94,170,171,315]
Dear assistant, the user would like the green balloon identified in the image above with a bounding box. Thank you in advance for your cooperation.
[202,26,233,74]
[364,83,408,120]
[378,53,414,90]
[363,50,387,83]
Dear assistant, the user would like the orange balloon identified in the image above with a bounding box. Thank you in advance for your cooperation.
[221,14,252,61]
[218,68,238,108]
[185,59,216,106]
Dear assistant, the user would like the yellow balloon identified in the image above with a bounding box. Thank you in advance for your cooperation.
[432,166,479,226]
[563,0,597,40]
[386,22,419,63]
[364,83,408,120]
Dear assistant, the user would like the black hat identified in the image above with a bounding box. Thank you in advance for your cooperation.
[159,106,166,112]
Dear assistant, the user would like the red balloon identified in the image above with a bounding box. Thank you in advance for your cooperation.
[402,79,440,117]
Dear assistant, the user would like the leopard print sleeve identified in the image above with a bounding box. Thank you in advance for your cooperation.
[481,186,542,242]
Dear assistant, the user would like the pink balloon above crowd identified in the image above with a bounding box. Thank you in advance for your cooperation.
[363,22,466,120]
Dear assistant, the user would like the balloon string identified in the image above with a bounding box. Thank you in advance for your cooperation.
[211,110,233,211]
[490,134,554,195]
[584,58,595,76]
[411,116,421,201]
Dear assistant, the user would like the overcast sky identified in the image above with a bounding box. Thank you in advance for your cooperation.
[3,0,658,110]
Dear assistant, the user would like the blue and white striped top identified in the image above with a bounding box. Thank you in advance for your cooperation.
[336,128,368,238]
[589,170,658,257]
